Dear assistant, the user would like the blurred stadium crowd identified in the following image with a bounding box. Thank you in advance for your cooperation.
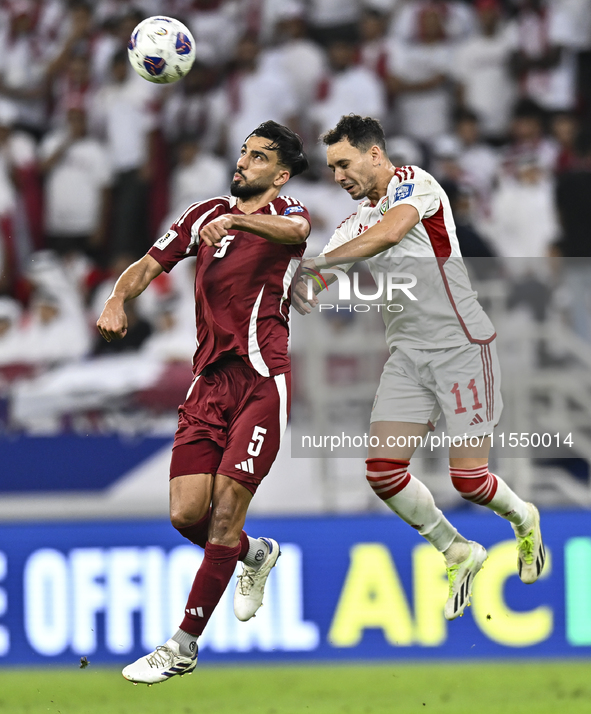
[0,0,590,433]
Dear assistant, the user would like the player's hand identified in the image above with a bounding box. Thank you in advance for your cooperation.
[200,214,234,247]
[292,259,322,315]
[292,277,319,315]
[96,298,128,342]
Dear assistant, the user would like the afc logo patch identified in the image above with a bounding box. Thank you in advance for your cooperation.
[284,205,304,215]
[154,229,178,250]
[394,183,414,202]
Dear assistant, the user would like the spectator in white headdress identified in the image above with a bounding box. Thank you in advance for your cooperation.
[391,0,475,44]
[509,0,580,112]
[8,251,92,365]
[387,4,455,140]
[261,1,326,115]
[485,153,560,260]
[311,38,386,137]
[40,103,112,261]
[452,0,516,139]
[210,33,297,161]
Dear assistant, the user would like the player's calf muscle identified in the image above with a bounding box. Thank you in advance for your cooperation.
[208,477,252,546]
[208,500,249,546]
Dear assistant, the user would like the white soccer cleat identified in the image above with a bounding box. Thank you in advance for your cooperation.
[234,537,280,622]
[513,503,546,584]
[444,541,488,621]
[122,639,197,684]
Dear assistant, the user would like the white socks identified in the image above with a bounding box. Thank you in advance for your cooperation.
[383,474,459,554]
[171,629,198,657]
[486,476,530,528]
[443,537,471,565]
[243,537,269,569]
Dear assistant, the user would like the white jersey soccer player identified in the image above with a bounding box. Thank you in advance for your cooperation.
[295,115,546,620]
[321,163,502,440]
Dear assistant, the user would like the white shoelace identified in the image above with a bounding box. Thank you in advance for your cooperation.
[237,569,256,595]
[146,645,174,669]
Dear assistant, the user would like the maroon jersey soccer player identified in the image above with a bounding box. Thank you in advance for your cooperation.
[97,121,310,684]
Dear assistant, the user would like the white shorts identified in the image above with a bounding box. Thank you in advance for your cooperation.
[370,341,503,438]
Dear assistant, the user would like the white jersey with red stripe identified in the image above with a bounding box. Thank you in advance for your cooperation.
[321,165,496,350]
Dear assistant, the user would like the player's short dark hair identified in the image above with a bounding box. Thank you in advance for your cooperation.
[247,121,309,177]
[321,114,387,153]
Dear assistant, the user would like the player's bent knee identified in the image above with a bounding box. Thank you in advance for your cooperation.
[450,465,497,505]
[169,507,200,530]
[365,458,411,501]
[169,500,210,530]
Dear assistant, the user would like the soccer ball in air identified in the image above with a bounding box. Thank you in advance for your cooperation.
[127,16,196,84]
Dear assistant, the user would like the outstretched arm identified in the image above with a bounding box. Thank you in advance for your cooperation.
[312,203,419,268]
[96,254,163,342]
[200,214,309,246]
[292,203,420,314]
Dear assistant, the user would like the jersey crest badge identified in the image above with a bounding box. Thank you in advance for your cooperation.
[284,205,304,215]
[379,197,389,215]
[394,184,414,202]
[153,229,178,250]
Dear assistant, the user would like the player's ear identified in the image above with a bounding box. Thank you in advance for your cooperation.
[370,145,383,165]
[274,168,291,188]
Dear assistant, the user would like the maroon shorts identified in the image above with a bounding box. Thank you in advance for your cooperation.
[170,357,290,494]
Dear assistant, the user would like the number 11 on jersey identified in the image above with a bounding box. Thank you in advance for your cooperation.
[451,380,483,415]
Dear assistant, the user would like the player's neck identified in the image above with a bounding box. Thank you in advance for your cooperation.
[366,164,396,205]
[236,187,280,215]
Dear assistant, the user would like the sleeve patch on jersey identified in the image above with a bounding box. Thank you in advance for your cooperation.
[284,205,304,215]
[394,183,414,202]
[153,229,178,250]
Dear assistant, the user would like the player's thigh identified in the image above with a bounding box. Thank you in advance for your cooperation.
[368,420,430,460]
[218,372,290,493]
[370,348,439,435]
[174,372,229,453]
[431,341,503,440]
[449,435,491,467]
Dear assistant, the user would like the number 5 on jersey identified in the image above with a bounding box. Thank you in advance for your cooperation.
[213,235,235,258]
[235,426,268,475]
[247,426,267,457]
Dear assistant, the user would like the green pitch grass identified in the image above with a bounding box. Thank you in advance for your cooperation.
[1,661,590,714]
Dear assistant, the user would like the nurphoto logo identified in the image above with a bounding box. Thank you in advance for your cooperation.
[300,265,418,313]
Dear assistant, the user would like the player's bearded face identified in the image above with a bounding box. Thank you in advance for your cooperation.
[230,171,273,198]
[231,136,283,198]
[327,141,377,201]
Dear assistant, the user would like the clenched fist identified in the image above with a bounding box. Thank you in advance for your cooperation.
[200,214,235,247]
[97,298,128,342]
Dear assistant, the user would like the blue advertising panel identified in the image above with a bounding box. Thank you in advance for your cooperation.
[0,512,590,665]
[0,435,171,491]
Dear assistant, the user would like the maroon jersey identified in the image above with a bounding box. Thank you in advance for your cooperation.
[148,194,310,377]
